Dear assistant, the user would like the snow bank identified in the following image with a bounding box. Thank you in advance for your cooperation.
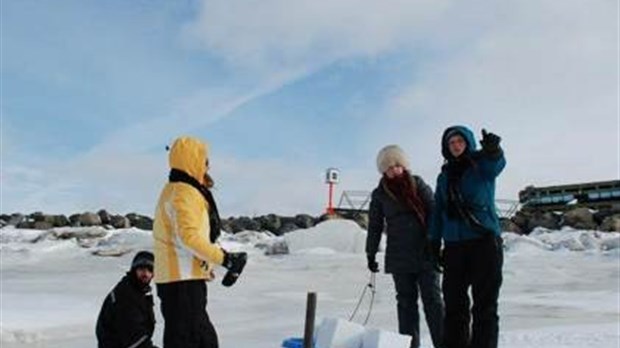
[284,220,371,254]
[2,224,618,265]
[91,228,153,256]
[218,230,280,254]
[0,227,49,243]
[503,228,620,253]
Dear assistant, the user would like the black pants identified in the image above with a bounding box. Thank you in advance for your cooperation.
[443,236,503,348]
[157,280,218,348]
[392,267,444,348]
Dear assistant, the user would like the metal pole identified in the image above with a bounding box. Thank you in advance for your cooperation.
[328,183,334,215]
[303,292,317,348]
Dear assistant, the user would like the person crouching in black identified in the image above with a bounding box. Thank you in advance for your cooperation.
[96,250,158,348]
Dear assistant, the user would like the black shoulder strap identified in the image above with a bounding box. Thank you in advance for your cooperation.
[168,169,221,243]
[448,183,494,236]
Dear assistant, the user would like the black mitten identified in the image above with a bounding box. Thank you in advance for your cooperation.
[222,251,248,287]
[479,129,502,158]
[367,254,379,273]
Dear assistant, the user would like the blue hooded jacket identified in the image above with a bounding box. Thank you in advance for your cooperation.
[429,125,506,242]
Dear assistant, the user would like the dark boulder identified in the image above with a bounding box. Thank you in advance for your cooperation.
[98,210,112,225]
[69,214,82,227]
[220,218,234,233]
[53,215,70,227]
[500,217,522,234]
[79,212,102,227]
[294,214,315,229]
[600,214,620,232]
[229,216,261,233]
[562,207,597,230]
[126,213,153,231]
[255,214,281,233]
[531,211,561,231]
[111,215,131,229]
[8,213,25,226]
[33,221,54,230]
[277,222,299,235]
[16,220,34,229]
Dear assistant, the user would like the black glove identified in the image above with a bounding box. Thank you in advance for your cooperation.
[479,129,502,157]
[430,240,444,272]
[222,251,248,287]
[366,254,379,273]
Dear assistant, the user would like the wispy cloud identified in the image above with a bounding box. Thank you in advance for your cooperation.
[86,67,307,156]
[185,0,451,65]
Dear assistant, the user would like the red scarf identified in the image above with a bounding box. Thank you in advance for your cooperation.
[384,172,427,229]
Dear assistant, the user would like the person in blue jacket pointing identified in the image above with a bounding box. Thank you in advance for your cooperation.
[429,125,506,348]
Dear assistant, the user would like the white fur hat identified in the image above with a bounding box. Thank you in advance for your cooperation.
[376,145,410,174]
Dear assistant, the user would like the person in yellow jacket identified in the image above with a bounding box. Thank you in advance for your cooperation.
[153,136,247,348]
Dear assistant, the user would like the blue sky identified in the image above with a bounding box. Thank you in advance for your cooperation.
[2,0,618,216]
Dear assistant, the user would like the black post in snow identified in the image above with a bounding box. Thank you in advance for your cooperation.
[303,292,317,348]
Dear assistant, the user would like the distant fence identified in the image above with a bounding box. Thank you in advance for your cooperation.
[334,180,620,218]
[495,199,520,218]
[336,190,520,218]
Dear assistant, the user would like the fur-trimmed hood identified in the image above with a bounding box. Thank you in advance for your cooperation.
[441,125,477,160]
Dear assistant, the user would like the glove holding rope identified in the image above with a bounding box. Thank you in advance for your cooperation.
[430,240,444,272]
[366,254,379,273]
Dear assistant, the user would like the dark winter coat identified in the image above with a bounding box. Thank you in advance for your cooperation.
[96,273,156,348]
[429,125,506,242]
[366,175,435,273]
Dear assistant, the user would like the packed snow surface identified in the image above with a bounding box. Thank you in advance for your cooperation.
[1,221,618,347]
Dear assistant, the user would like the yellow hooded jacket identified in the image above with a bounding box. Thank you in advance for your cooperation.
[152,136,225,284]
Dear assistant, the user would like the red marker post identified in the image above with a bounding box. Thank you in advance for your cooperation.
[325,168,340,215]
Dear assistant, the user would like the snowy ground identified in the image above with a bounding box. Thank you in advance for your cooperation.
[1,220,619,348]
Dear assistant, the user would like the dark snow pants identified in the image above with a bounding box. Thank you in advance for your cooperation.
[157,280,218,348]
[442,236,503,348]
[392,267,445,348]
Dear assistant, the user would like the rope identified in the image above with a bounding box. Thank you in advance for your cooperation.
[348,272,377,325]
